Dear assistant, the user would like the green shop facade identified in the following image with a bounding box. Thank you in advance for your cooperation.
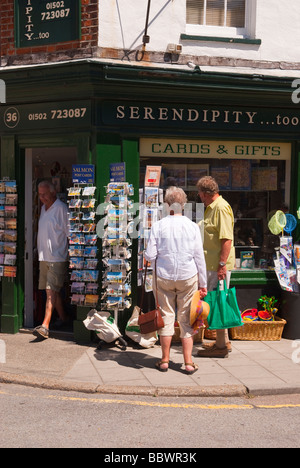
[0,60,300,342]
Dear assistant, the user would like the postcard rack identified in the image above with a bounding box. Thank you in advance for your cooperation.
[100,182,134,348]
[67,184,99,308]
[138,169,163,290]
[0,179,18,281]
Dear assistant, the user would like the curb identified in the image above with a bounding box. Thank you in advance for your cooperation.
[0,371,248,397]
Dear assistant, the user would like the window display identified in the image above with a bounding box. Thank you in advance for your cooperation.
[140,155,288,270]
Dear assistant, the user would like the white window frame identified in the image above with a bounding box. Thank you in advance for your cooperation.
[186,0,257,39]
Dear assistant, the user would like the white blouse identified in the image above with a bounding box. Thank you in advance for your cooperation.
[144,215,207,288]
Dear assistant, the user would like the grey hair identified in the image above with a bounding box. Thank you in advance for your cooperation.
[38,180,56,193]
[164,186,187,212]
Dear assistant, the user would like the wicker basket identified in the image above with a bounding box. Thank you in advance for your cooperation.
[229,317,287,341]
[172,326,205,343]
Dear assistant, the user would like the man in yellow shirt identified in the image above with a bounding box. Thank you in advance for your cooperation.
[197,176,235,358]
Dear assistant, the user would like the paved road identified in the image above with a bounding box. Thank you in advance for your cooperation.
[1,384,300,449]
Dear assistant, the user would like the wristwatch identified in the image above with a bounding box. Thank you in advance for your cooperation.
[219,261,226,267]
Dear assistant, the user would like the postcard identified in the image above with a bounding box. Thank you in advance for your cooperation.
[145,166,161,187]
[84,295,99,307]
[83,246,97,257]
[82,186,96,196]
[144,187,159,208]
[71,282,86,294]
[68,187,82,197]
[71,294,85,306]
[69,257,84,270]
[4,254,16,266]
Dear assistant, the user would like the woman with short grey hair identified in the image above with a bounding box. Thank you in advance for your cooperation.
[144,186,207,375]
[164,186,187,212]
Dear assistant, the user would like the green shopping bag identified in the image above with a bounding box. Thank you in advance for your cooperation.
[206,281,243,330]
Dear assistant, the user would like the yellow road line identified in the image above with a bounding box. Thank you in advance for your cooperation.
[2,388,300,410]
[46,394,254,410]
[256,404,300,409]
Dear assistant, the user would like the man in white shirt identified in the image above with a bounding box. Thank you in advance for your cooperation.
[33,181,69,339]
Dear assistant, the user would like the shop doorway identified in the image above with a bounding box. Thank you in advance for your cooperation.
[24,147,77,329]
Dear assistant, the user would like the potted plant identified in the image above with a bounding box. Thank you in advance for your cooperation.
[258,295,278,321]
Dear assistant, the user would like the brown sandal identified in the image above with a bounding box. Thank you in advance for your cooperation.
[155,360,169,372]
[184,362,198,375]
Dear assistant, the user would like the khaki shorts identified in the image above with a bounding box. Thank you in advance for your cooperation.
[39,261,68,292]
[154,274,198,339]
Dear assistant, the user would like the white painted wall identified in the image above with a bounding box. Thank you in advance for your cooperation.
[99,0,300,64]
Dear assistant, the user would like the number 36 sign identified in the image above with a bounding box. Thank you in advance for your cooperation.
[15,0,80,48]
[1,101,91,132]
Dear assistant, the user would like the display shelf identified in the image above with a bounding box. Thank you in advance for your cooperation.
[67,183,99,308]
[0,179,18,280]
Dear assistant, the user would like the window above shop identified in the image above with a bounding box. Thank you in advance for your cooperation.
[187,0,245,28]
[183,0,260,44]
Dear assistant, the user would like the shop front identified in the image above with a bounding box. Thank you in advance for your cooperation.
[0,61,299,341]
[99,79,300,325]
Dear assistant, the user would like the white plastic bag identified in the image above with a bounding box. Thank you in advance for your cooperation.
[83,309,122,343]
[125,306,158,348]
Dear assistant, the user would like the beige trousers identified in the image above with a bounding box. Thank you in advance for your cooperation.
[155,274,198,339]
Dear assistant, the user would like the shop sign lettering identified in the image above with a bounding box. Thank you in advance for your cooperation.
[102,101,300,133]
[72,165,95,184]
[110,163,126,182]
[116,106,258,125]
[151,143,280,157]
[15,0,80,47]
[140,139,291,161]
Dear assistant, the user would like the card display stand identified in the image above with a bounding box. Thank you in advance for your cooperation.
[100,182,134,350]
[0,180,18,280]
[67,184,99,308]
[138,186,164,290]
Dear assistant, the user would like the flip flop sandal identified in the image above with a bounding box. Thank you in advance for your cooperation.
[155,360,169,372]
[33,325,49,339]
[184,362,198,375]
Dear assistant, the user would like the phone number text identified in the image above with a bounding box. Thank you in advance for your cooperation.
[28,108,87,121]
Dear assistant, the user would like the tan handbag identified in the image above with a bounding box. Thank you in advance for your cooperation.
[138,262,164,334]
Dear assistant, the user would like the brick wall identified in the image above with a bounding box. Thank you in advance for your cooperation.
[0,0,98,66]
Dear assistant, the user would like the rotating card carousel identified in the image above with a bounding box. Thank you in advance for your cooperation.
[97,181,134,350]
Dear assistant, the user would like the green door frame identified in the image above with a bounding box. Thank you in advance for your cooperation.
[0,132,91,334]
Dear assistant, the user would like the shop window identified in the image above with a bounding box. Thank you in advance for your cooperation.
[140,156,289,271]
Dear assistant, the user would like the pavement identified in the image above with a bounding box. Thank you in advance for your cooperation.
[0,330,300,397]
